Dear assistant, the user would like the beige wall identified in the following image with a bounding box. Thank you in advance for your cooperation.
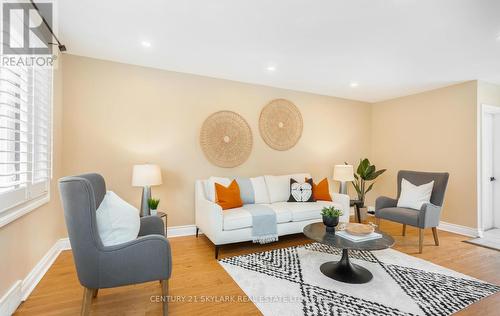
[370,81,478,227]
[0,60,66,297]
[61,54,372,226]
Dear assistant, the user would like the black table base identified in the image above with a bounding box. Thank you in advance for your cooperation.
[320,248,373,284]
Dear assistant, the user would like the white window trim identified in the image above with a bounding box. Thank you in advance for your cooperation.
[0,191,50,228]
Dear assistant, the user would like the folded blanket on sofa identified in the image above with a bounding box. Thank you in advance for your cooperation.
[243,204,278,244]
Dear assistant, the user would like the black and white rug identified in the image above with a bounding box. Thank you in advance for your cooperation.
[219,243,500,316]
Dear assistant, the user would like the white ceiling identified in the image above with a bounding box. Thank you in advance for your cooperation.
[57,0,500,102]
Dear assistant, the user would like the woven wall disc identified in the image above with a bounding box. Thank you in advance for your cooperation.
[200,111,253,168]
[259,99,303,151]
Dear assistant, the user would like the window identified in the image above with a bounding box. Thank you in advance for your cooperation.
[0,62,53,218]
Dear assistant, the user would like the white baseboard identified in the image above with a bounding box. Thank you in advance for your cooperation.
[0,238,70,315]
[21,238,70,300]
[438,221,480,237]
[0,281,21,316]
[167,224,199,237]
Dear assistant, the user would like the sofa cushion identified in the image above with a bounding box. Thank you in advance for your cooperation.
[307,178,332,201]
[264,173,311,203]
[215,180,243,210]
[222,205,292,231]
[397,178,434,210]
[271,201,342,222]
[96,191,140,246]
[375,207,420,226]
[206,176,231,202]
[288,178,314,202]
[207,176,271,204]
[250,176,270,204]
[234,177,255,204]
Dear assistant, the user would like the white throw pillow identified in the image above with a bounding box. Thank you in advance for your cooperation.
[250,176,270,204]
[397,178,434,210]
[96,191,140,246]
[205,176,231,202]
[264,173,311,203]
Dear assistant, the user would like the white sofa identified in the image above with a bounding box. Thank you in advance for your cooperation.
[195,173,350,258]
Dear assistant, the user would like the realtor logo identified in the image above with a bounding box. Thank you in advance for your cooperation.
[2,1,53,55]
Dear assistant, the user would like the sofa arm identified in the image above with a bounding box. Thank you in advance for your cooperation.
[195,181,223,243]
[331,193,350,223]
[375,196,398,210]
[99,235,171,288]
[419,203,442,228]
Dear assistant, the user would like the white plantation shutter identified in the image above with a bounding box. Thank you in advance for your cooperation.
[0,63,53,213]
[32,67,52,195]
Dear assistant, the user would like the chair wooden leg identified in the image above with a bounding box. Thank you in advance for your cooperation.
[196,227,199,238]
[161,279,169,316]
[81,287,93,316]
[402,224,406,236]
[432,227,439,246]
[92,289,98,298]
[418,228,424,254]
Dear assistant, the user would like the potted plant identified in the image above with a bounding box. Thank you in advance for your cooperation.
[321,206,344,233]
[147,198,160,216]
[349,159,386,207]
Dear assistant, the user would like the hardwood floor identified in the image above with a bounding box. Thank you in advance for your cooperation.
[14,220,500,315]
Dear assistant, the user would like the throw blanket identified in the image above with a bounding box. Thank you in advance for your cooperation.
[243,204,278,244]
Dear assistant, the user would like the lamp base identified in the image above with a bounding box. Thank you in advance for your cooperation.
[338,181,348,195]
[140,186,151,217]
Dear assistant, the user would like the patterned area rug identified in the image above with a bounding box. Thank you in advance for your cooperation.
[219,243,500,316]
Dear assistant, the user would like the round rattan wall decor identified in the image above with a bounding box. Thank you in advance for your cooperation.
[259,99,303,151]
[200,111,253,168]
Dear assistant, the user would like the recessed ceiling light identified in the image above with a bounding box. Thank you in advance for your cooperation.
[141,41,151,47]
[350,82,359,88]
[266,66,276,72]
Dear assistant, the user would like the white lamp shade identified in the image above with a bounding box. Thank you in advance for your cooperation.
[333,165,355,182]
[132,164,163,187]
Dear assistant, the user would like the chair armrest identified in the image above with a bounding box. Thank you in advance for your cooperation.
[138,215,165,236]
[375,196,398,210]
[419,203,442,228]
[99,235,171,288]
[331,193,350,223]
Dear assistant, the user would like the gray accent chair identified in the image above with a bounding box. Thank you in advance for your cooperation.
[59,173,171,316]
[375,170,449,253]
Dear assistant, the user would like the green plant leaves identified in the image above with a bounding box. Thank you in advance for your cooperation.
[365,182,374,194]
[147,198,160,209]
[365,169,386,181]
[321,206,343,217]
[349,158,386,202]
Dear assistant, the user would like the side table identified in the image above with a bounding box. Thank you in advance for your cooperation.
[156,211,168,236]
[350,200,364,223]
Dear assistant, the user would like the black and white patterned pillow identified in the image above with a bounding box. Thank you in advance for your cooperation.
[288,178,314,202]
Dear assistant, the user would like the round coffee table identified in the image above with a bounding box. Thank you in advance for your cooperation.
[303,222,394,284]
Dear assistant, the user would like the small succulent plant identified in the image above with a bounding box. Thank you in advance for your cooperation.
[147,198,160,210]
[321,206,343,218]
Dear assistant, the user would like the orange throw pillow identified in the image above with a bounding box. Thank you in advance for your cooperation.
[307,178,332,201]
[215,180,243,210]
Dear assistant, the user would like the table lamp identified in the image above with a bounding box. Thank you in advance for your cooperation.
[132,164,162,216]
[333,164,354,195]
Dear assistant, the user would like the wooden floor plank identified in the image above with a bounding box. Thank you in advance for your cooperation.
[14,219,500,315]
